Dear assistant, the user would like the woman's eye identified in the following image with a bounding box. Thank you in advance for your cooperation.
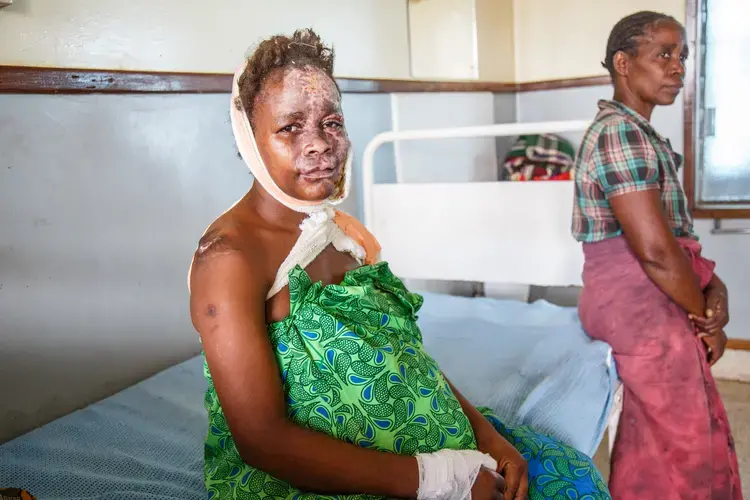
[324,121,343,129]
[280,124,299,133]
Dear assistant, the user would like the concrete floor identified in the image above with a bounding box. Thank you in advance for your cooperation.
[593,380,750,495]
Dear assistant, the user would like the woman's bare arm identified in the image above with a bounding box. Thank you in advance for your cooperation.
[189,238,418,498]
[705,273,727,295]
[609,189,705,316]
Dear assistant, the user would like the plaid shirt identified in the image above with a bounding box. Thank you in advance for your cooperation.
[571,100,696,242]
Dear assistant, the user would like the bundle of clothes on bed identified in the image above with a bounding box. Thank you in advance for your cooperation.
[502,133,576,181]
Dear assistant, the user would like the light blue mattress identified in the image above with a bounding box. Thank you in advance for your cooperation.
[0,292,616,499]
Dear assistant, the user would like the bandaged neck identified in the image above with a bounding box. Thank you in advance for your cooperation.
[229,62,352,214]
[267,207,366,299]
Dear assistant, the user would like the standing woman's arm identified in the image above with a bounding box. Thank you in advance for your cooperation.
[594,121,706,317]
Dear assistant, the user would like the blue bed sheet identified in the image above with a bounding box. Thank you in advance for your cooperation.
[417,292,617,457]
[0,357,208,499]
[0,292,616,499]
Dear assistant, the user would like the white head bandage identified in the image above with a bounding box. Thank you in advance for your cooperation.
[229,62,353,214]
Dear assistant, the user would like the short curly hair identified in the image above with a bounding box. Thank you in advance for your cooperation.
[602,11,682,77]
[235,28,338,123]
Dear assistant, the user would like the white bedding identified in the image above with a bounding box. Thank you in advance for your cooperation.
[418,291,617,457]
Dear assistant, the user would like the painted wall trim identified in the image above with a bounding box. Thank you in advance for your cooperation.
[727,338,750,351]
[0,66,234,94]
[517,75,611,92]
[0,65,612,94]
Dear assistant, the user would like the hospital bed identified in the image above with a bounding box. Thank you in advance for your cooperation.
[0,120,621,499]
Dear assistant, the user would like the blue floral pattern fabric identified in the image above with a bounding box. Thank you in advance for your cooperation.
[482,411,610,500]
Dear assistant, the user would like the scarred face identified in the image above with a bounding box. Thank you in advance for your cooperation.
[251,66,350,202]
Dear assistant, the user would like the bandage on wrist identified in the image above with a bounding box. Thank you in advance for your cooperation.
[416,449,497,500]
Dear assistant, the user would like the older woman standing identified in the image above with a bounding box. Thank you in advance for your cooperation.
[572,10,742,499]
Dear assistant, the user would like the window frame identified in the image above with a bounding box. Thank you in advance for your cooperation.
[683,0,750,218]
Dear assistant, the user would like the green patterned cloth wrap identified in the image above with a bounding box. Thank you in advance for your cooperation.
[202,262,611,500]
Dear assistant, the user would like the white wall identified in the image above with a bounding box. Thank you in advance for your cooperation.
[407,0,688,84]
[408,0,515,82]
[408,0,478,80]
[475,0,515,82]
[407,0,687,83]
[0,94,239,442]
[391,92,498,183]
[513,0,685,82]
[0,0,692,84]
[0,0,410,79]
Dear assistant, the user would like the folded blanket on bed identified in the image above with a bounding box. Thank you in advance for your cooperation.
[502,133,576,181]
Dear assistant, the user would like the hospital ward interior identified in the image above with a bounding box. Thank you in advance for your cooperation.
[1,0,749,499]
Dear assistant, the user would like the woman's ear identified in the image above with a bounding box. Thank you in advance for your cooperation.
[613,51,629,78]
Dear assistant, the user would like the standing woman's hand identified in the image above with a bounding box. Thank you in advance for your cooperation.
[690,278,729,366]
[690,287,729,335]
[701,329,728,366]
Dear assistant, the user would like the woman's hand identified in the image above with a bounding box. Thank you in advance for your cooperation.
[701,329,728,366]
[478,432,529,500]
[471,466,506,500]
[443,376,529,500]
[690,287,729,335]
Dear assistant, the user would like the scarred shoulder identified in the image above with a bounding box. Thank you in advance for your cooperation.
[188,211,269,295]
[194,211,248,259]
[186,210,275,332]
[195,222,244,261]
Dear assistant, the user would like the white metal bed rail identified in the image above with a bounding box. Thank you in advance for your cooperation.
[361,120,591,229]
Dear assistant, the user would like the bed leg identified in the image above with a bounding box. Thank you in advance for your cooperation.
[607,383,624,456]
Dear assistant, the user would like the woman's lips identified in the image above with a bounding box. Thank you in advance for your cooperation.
[299,165,340,181]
